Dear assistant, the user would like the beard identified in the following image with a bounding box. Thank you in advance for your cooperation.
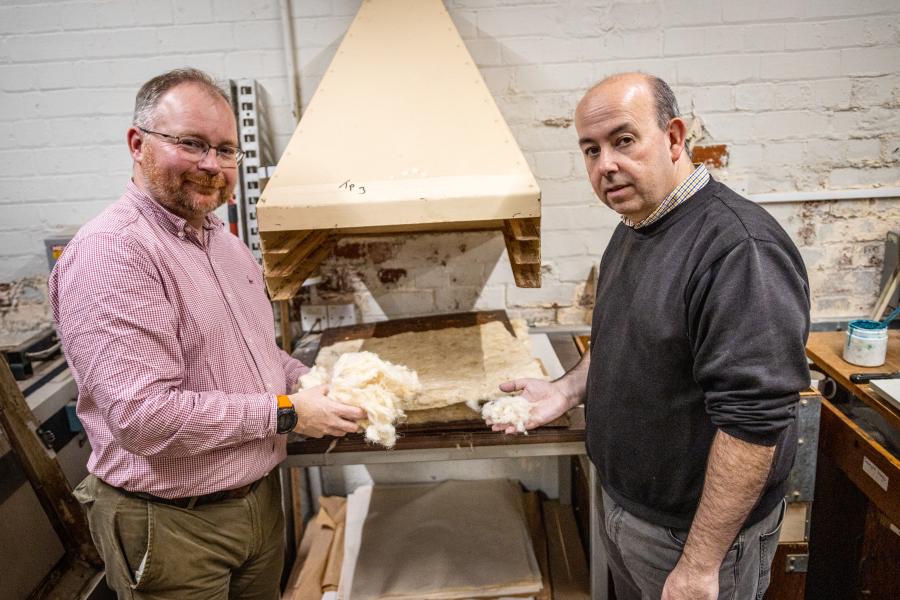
[142,147,230,224]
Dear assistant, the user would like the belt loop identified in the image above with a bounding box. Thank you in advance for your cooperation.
[186,496,199,510]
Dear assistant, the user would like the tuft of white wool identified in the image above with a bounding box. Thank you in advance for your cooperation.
[300,351,421,448]
[481,395,532,434]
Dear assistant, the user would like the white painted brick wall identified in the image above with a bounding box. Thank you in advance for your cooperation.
[1,0,898,326]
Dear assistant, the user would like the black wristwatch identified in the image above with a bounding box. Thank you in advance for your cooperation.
[276,395,298,434]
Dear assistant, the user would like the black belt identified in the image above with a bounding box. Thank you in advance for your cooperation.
[119,477,263,509]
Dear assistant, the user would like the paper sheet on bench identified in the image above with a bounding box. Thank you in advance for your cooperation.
[314,320,546,412]
[339,479,542,599]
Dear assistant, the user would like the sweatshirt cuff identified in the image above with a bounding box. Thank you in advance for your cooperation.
[719,424,781,447]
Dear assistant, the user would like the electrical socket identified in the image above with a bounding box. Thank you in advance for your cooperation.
[300,305,327,332]
[327,304,357,328]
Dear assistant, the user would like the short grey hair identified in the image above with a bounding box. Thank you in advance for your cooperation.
[648,75,680,131]
[133,68,230,128]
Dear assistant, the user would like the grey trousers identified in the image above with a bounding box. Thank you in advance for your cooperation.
[599,488,785,600]
[73,471,284,600]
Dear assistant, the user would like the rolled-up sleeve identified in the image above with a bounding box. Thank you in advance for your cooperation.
[688,238,811,446]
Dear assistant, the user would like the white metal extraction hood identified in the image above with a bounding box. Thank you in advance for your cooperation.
[257,0,541,300]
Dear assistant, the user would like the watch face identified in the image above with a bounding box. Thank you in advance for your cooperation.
[277,408,298,434]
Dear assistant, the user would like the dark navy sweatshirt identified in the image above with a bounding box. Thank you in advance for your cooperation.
[587,177,811,530]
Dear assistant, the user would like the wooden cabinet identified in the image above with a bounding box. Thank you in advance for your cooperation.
[805,331,900,600]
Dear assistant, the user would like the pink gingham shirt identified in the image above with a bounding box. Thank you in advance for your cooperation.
[50,181,308,498]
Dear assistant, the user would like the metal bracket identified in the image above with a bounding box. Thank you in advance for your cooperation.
[786,394,821,503]
[786,553,809,573]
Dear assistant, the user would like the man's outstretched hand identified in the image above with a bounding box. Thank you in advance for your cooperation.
[488,378,574,433]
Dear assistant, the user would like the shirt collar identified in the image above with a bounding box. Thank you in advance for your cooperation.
[623,163,710,229]
[125,179,224,239]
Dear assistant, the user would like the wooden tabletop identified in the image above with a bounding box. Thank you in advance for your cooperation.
[288,312,586,457]
[286,424,585,456]
[806,330,900,432]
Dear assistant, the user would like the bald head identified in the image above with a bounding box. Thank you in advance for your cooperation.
[579,73,680,133]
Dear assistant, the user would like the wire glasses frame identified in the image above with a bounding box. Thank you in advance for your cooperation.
[137,126,244,166]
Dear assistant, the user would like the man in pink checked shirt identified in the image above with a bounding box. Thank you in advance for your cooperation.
[49,68,365,600]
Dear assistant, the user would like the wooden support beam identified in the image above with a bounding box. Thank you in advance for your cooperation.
[506,238,541,265]
[263,230,312,256]
[290,467,305,549]
[524,492,552,600]
[0,357,101,568]
[508,217,540,240]
[269,237,336,300]
[260,230,302,254]
[279,300,293,353]
[511,262,541,288]
[265,230,330,278]
[503,219,542,287]
[543,500,590,599]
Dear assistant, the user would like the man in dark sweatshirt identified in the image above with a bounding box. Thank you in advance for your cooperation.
[493,72,810,600]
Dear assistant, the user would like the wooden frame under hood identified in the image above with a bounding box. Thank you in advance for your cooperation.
[257,0,541,300]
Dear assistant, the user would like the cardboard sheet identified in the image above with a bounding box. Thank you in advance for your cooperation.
[284,496,347,600]
[346,479,542,599]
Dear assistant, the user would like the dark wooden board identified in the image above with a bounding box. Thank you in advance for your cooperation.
[858,504,900,599]
[817,399,899,524]
[318,310,514,348]
[806,446,867,600]
[762,542,806,600]
[287,425,584,455]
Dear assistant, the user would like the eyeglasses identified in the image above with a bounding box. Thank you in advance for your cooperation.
[137,127,244,166]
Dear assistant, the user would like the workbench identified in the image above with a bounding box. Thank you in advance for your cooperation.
[805,330,900,599]
[282,323,600,598]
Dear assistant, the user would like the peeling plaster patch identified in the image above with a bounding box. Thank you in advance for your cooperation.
[0,276,53,347]
[795,200,833,245]
[791,197,900,320]
[367,241,399,264]
[691,144,729,168]
[377,268,407,285]
[859,243,884,269]
[334,242,365,260]
[557,306,592,326]
[316,266,358,302]
[541,117,573,128]
[508,307,557,328]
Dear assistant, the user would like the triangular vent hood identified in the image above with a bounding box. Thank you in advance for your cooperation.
[257,0,541,300]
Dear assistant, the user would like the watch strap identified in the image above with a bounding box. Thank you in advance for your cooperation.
[276,395,298,434]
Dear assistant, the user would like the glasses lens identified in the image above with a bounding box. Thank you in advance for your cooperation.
[177,138,207,155]
[217,146,240,161]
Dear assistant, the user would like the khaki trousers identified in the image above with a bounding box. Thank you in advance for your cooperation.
[73,471,284,600]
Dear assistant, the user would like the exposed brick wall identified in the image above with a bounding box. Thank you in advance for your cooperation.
[1,0,898,327]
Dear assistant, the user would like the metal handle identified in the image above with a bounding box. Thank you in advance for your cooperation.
[849,371,900,383]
